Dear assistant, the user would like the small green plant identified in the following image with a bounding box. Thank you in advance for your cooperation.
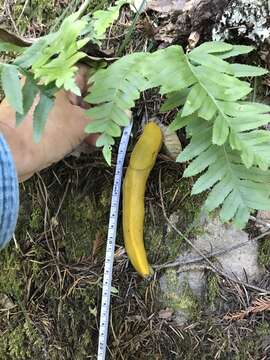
[0,0,130,141]
[1,0,270,228]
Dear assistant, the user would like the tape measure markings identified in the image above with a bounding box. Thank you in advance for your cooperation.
[97,122,133,360]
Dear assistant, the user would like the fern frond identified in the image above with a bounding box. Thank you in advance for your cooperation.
[85,41,270,226]
[167,45,270,170]
[86,52,149,103]
[178,114,270,227]
[178,117,270,227]
[84,52,150,163]
[84,46,192,147]
[140,46,196,94]
[92,0,131,40]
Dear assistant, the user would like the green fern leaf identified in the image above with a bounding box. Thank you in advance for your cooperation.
[93,0,131,39]
[102,144,112,166]
[14,36,51,68]
[33,92,54,142]
[216,45,254,59]
[83,40,270,223]
[231,63,268,77]
[183,144,220,177]
[188,52,234,74]
[197,96,217,121]
[182,141,270,227]
[217,100,270,116]
[142,46,196,94]
[16,74,39,126]
[212,113,229,145]
[177,122,212,162]
[168,112,195,132]
[96,133,115,147]
[160,89,189,112]
[190,41,233,55]
[181,83,207,117]
[193,66,252,101]
[85,53,148,138]
[1,64,23,114]
[229,114,270,131]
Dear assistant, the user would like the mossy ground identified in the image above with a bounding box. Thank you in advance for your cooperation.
[0,1,270,359]
[258,235,270,267]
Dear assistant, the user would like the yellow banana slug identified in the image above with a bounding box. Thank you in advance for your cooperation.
[123,122,163,277]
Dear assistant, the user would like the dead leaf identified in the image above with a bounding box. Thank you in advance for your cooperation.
[0,293,15,310]
[187,31,200,51]
[255,210,270,233]
[160,123,182,160]
[91,230,105,260]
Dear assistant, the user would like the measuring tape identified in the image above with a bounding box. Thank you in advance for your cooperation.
[97,122,133,360]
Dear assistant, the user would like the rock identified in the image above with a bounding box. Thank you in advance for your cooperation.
[212,0,269,44]
[196,215,263,282]
[159,213,263,325]
[152,0,230,44]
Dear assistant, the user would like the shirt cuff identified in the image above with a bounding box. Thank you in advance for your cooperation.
[0,134,19,249]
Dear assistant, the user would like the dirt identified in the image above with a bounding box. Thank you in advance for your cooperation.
[0,0,270,359]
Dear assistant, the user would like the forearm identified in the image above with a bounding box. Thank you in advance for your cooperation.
[0,133,19,249]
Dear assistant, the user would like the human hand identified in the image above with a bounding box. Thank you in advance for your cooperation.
[0,64,98,182]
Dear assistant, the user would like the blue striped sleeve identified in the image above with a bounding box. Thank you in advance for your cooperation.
[0,134,19,249]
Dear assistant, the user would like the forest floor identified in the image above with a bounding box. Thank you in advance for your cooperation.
[0,1,270,359]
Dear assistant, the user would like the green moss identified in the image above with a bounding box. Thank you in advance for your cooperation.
[12,0,63,35]
[258,236,270,266]
[143,173,205,265]
[0,321,43,360]
[160,269,199,318]
[235,339,257,360]
[29,206,43,232]
[0,249,24,298]
[61,190,110,262]
[256,321,270,336]
[53,287,98,359]
[207,273,220,306]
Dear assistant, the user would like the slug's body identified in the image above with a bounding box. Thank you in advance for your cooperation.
[123,122,162,277]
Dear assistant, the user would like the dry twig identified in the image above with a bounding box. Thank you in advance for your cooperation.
[154,229,270,270]
[224,297,270,320]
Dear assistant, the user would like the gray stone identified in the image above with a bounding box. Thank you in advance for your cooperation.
[212,0,269,43]
[195,214,263,282]
[159,213,263,325]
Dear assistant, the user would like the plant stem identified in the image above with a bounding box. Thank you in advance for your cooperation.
[117,0,147,56]
[51,0,80,31]
[77,0,92,18]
